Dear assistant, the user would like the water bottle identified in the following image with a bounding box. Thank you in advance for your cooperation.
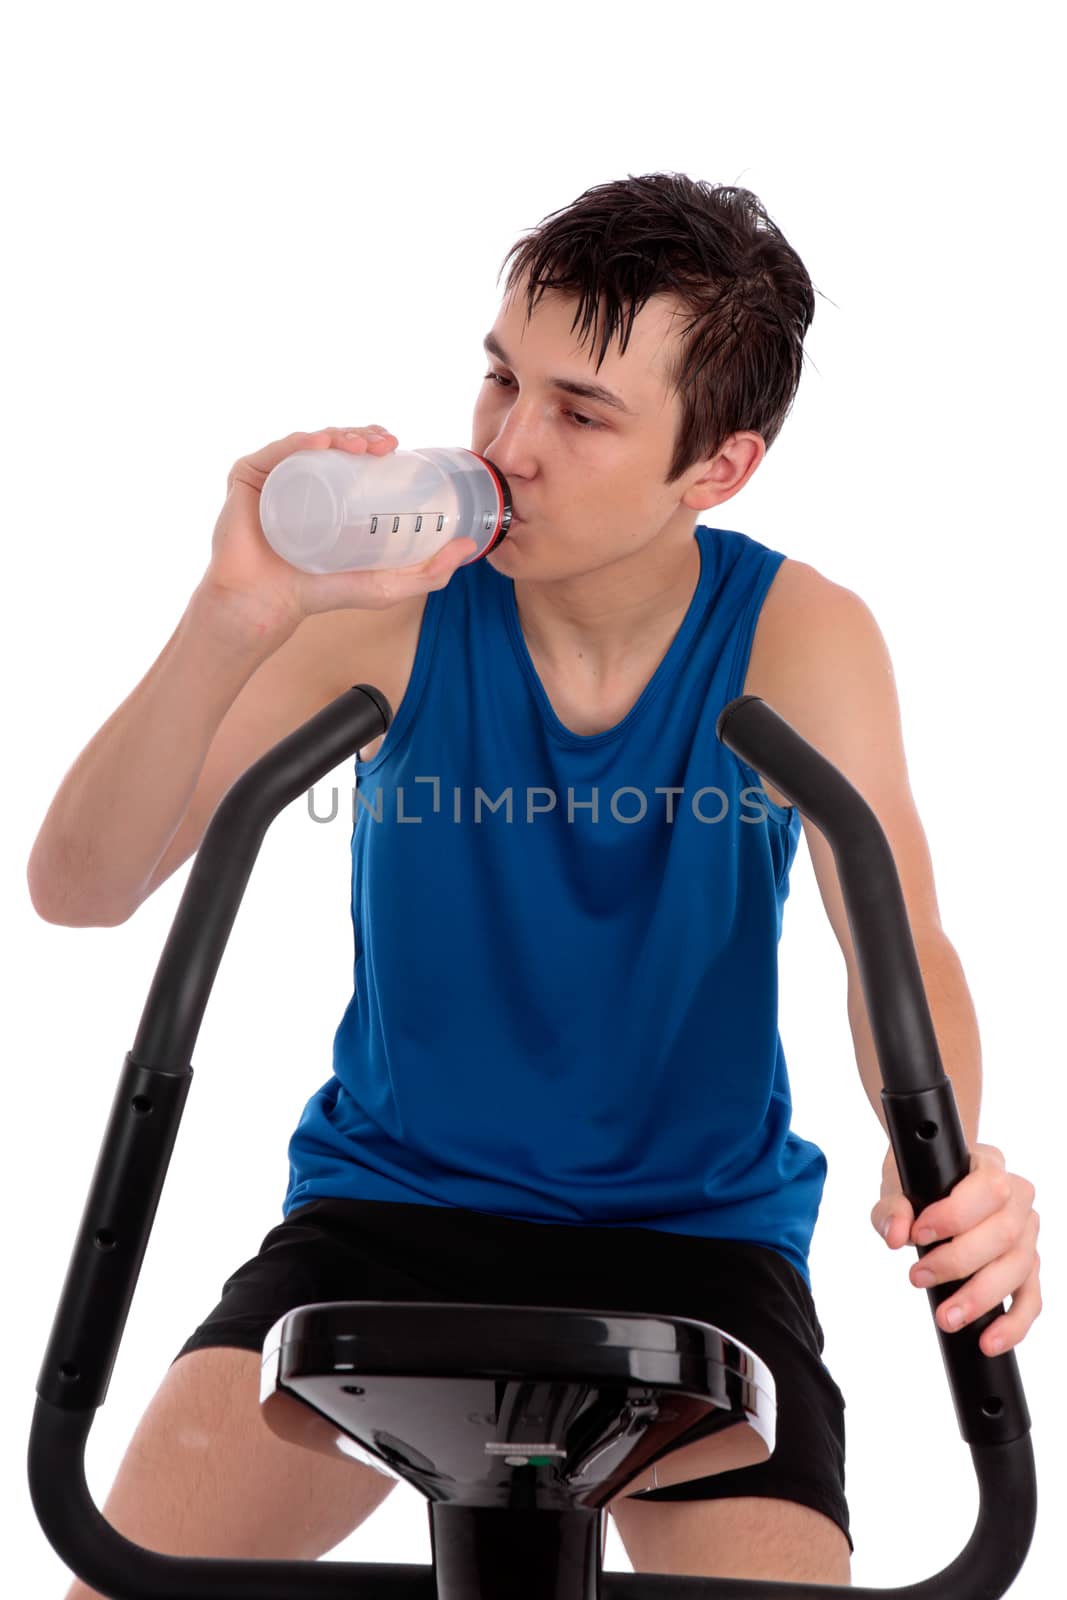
[259,445,513,573]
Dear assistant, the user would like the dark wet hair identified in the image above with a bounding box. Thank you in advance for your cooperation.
[498,171,818,482]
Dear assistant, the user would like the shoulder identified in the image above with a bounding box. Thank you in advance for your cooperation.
[740,555,945,957]
[745,556,875,690]
[743,557,889,808]
[762,552,849,619]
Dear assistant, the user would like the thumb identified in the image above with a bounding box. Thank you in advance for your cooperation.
[872,1192,915,1250]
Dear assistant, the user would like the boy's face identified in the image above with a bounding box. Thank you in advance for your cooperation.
[471,276,763,583]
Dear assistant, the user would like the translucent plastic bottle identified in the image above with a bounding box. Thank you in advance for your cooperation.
[259,445,513,573]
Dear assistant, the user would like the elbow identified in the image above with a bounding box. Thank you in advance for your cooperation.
[30,893,132,929]
[26,857,132,929]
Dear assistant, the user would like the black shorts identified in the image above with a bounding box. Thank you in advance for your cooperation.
[175,1198,851,1552]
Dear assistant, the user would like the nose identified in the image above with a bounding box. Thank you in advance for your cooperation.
[473,390,545,486]
[475,418,526,480]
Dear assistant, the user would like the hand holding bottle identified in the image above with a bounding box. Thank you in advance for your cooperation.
[258,440,511,577]
[199,426,479,639]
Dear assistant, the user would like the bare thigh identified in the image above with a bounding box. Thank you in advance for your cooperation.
[609,1494,851,1585]
[64,1346,396,1600]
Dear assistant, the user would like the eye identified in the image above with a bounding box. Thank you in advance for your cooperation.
[482,371,602,431]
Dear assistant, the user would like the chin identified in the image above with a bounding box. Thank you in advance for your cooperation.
[485,541,515,571]
[487,528,521,560]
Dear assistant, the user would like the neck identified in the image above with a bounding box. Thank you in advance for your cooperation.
[513,529,702,681]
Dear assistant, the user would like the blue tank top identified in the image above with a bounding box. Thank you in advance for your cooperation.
[283,523,827,1286]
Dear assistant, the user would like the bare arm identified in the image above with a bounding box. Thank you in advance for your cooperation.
[26,584,294,927]
[27,422,473,929]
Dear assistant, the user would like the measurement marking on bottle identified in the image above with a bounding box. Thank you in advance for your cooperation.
[368,513,450,539]
[484,1442,565,1457]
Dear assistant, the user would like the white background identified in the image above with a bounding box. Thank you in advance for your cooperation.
[4,1,1062,1593]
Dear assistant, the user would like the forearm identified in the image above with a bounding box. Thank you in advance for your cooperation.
[27,583,292,926]
[847,932,983,1177]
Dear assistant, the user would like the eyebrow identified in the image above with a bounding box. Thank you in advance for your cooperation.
[482,331,637,416]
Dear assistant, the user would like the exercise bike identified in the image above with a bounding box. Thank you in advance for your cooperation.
[28,691,1037,1598]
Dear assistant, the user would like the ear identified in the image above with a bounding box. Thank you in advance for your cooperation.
[682,430,766,512]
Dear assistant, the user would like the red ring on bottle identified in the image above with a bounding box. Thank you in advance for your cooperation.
[464,450,513,552]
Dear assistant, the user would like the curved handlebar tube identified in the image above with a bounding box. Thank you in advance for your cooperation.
[28,688,1036,1597]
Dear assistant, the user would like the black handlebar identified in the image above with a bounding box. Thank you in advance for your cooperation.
[27,689,1036,1598]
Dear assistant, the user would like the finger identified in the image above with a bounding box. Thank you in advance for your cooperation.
[234,429,327,482]
[872,1193,914,1249]
[933,1243,1042,1346]
[336,426,398,452]
[234,426,392,485]
[910,1201,1037,1288]
[911,1165,1013,1245]
[423,538,479,576]
[977,1259,1043,1356]
[911,1145,1011,1240]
